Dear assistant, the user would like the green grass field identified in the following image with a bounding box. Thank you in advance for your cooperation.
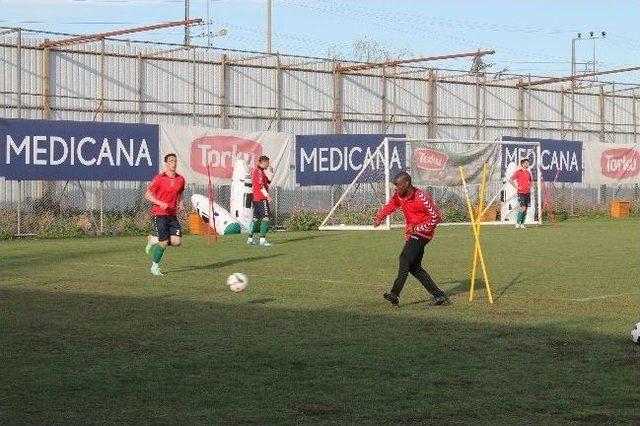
[2,220,639,424]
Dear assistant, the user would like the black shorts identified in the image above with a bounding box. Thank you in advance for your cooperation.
[252,200,270,220]
[518,193,531,208]
[154,215,182,242]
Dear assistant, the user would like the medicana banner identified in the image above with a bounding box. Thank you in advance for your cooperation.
[410,142,501,187]
[160,124,292,187]
[295,134,406,186]
[0,118,159,181]
[584,143,640,185]
[501,136,583,183]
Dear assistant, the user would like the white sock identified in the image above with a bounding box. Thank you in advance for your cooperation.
[260,237,266,244]
[247,237,254,243]
[149,235,159,245]
[152,261,159,268]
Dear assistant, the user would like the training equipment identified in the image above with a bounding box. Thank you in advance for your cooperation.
[227,273,249,292]
[319,138,542,230]
[191,194,241,235]
[633,322,640,344]
[230,159,254,233]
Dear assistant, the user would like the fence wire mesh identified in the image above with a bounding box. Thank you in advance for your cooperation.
[0,179,638,238]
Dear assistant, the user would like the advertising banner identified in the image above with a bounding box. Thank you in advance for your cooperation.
[0,118,159,181]
[295,134,406,186]
[501,136,582,183]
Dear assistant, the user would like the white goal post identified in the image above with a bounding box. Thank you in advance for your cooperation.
[319,137,542,230]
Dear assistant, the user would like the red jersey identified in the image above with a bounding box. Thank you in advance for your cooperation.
[376,188,442,241]
[148,172,186,216]
[252,166,271,202]
[511,168,532,194]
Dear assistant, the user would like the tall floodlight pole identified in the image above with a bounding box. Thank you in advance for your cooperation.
[266,0,272,53]
[571,31,606,88]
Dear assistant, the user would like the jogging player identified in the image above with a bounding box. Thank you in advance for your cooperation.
[144,153,186,276]
[374,171,449,306]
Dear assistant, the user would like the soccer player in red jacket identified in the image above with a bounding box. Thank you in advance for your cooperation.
[374,171,450,306]
[509,158,533,229]
[144,153,186,276]
[247,155,274,247]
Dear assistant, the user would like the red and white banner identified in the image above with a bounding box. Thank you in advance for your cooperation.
[159,124,292,187]
[584,143,640,185]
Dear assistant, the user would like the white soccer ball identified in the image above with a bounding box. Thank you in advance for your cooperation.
[632,322,640,345]
[227,273,249,292]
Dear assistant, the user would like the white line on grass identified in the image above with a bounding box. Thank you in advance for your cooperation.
[568,292,640,302]
[66,262,639,303]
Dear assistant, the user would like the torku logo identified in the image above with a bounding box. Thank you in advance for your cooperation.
[413,148,449,171]
[600,148,639,180]
[191,136,262,178]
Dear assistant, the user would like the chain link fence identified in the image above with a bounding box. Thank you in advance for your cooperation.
[0,178,638,238]
[0,179,339,238]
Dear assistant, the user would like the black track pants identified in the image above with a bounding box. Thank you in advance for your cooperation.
[390,235,446,298]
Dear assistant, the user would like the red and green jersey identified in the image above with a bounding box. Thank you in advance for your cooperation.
[511,168,533,194]
[252,166,271,202]
[148,172,185,216]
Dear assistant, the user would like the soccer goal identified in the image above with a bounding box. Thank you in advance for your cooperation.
[318,137,542,230]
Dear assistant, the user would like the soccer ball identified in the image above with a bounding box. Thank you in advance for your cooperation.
[227,273,248,292]
[632,322,640,344]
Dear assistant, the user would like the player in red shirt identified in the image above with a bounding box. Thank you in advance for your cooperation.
[144,153,186,276]
[509,158,533,229]
[247,155,274,247]
[374,171,450,306]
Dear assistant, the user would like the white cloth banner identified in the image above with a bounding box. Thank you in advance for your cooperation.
[159,124,292,187]
[584,143,640,185]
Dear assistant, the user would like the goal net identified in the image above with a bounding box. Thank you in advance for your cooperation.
[319,138,542,230]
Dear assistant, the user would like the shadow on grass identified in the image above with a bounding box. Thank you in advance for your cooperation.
[166,253,285,273]
[494,272,525,301]
[398,279,474,308]
[1,287,638,424]
[2,246,122,275]
[274,233,329,245]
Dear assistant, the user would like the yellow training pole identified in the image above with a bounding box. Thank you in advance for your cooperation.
[470,164,488,301]
[459,166,494,304]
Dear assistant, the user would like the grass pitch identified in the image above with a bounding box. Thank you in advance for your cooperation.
[1,219,639,424]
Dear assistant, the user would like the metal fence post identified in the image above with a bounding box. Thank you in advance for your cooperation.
[99,181,105,235]
[17,180,22,236]
[274,186,279,229]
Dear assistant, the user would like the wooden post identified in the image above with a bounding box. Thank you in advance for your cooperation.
[41,39,52,119]
[137,53,144,123]
[220,53,228,128]
[16,29,22,118]
[517,82,525,137]
[599,85,606,142]
[381,66,387,132]
[633,89,638,144]
[276,53,283,132]
[427,69,437,138]
[332,62,343,134]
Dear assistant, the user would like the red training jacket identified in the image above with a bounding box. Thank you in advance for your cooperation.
[375,188,442,241]
[511,168,533,194]
[252,166,271,202]
[148,172,186,216]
